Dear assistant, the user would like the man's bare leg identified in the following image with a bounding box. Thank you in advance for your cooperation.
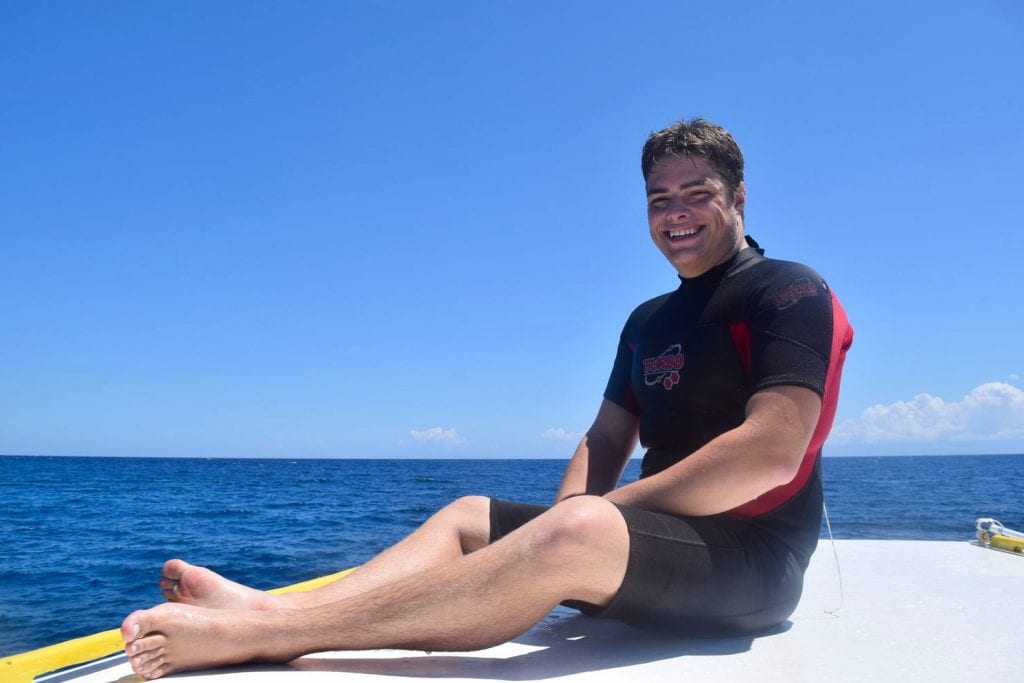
[161,496,492,611]
[122,495,629,680]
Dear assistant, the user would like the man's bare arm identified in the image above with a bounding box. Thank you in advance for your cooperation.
[604,385,821,516]
[555,399,639,503]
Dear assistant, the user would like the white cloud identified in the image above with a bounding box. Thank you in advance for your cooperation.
[541,427,582,442]
[833,382,1024,444]
[409,427,465,447]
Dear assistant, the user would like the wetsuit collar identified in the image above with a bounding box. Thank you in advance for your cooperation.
[743,234,765,256]
[677,235,764,291]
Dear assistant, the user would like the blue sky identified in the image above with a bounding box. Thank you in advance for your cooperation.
[2,1,1022,458]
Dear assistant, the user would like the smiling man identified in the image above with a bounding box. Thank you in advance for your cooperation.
[121,118,853,680]
[646,157,745,278]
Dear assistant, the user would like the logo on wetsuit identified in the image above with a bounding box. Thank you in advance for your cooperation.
[642,344,685,390]
[771,278,818,310]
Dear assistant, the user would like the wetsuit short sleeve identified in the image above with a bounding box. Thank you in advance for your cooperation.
[603,305,655,417]
[745,263,836,397]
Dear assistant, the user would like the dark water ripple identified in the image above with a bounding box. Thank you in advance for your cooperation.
[1,454,1021,656]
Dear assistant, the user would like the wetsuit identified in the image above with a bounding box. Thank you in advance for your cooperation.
[491,237,853,635]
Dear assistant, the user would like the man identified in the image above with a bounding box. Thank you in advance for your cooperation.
[122,118,852,680]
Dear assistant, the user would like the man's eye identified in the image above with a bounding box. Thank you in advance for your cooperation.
[648,198,668,208]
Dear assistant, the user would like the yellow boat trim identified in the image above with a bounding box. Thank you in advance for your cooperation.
[0,567,355,683]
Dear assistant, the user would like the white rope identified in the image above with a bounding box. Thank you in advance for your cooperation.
[822,498,844,616]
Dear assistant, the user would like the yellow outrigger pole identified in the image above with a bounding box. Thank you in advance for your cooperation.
[1,568,355,683]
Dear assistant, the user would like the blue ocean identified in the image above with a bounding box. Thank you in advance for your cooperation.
[1,454,1021,657]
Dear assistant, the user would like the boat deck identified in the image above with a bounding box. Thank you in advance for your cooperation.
[38,540,1022,682]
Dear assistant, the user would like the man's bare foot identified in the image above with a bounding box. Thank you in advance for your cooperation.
[160,559,286,610]
[121,603,292,680]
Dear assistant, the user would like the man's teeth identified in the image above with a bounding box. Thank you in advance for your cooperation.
[669,227,699,238]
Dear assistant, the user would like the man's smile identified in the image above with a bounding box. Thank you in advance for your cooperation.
[666,225,705,240]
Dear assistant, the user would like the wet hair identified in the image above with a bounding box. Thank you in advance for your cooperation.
[641,118,744,196]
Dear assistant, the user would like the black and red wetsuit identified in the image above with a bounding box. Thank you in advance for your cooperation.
[491,237,853,635]
[604,236,853,558]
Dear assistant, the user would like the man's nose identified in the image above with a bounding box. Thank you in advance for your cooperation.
[667,198,690,221]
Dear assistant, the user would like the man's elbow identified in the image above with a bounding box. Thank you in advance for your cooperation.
[766,448,805,488]
[583,426,631,460]
[760,420,816,488]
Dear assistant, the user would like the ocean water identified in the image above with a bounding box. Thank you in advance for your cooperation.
[1,454,1021,657]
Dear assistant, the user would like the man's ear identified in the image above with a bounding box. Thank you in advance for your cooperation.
[733,181,747,212]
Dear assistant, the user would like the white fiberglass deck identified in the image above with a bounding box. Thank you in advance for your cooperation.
[41,540,1022,683]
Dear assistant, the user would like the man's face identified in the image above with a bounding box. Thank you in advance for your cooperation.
[645,155,746,278]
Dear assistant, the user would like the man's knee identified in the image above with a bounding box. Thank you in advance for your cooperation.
[441,495,491,520]
[434,495,491,553]
[517,497,629,603]
[532,496,627,561]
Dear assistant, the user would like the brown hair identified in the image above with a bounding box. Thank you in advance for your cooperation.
[641,118,744,196]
